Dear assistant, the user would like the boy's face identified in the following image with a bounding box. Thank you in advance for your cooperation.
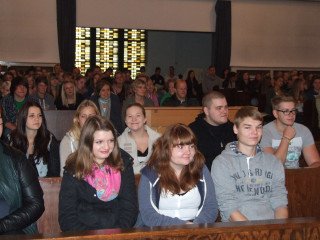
[273,101,296,126]
[233,117,262,148]
[204,97,228,126]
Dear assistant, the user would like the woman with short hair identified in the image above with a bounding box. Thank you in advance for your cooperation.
[90,79,123,134]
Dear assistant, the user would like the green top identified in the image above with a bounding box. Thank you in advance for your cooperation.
[14,99,26,110]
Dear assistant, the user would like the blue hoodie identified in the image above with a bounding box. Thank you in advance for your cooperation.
[137,165,218,226]
[211,141,288,222]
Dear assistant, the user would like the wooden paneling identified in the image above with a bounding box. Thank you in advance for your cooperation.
[144,106,242,133]
[285,167,320,218]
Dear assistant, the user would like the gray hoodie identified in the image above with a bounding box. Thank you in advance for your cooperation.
[211,141,288,222]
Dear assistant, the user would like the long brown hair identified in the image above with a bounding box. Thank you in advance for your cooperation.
[147,123,204,194]
[65,115,123,179]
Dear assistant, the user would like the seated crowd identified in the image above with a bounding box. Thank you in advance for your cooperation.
[0,64,319,235]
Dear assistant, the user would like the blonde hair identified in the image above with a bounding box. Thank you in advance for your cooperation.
[69,100,100,141]
[61,80,76,107]
[234,106,263,127]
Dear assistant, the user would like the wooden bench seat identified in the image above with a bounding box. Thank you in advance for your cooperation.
[36,167,320,234]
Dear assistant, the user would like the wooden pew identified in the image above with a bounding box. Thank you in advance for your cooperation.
[44,110,74,141]
[285,167,320,218]
[11,218,320,239]
[37,178,62,234]
[37,167,320,234]
[42,107,242,139]
[144,106,242,133]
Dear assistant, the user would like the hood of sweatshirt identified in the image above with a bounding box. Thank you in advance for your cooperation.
[212,141,287,221]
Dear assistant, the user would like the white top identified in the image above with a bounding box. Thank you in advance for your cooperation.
[118,125,160,174]
[159,186,201,221]
[59,131,78,176]
[36,159,48,177]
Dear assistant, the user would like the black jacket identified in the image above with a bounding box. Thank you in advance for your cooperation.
[0,141,44,234]
[162,94,199,107]
[11,132,60,177]
[45,133,61,177]
[54,93,84,110]
[58,149,138,231]
[189,114,236,171]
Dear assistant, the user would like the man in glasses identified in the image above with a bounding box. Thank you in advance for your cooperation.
[260,95,320,168]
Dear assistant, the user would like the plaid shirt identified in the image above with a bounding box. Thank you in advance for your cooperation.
[1,94,37,125]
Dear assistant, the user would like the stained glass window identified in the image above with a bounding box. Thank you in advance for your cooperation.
[75,27,91,74]
[75,27,146,78]
[124,29,146,78]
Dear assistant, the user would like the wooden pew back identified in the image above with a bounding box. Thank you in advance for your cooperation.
[144,106,242,133]
[285,167,320,218]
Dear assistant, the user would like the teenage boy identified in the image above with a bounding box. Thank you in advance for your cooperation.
[260,95,320,168]
[211,106,288,222]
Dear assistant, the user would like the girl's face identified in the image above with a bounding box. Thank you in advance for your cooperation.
[64,83,75,97]
[134,84,147,97]
[26,106,43,131]
[170,143,195,173]
[78,106,97,128]
[92,130,115,165]
[99,84,111,99]
[125,106,146,131]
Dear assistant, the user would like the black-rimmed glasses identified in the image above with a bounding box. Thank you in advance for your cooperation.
[276,109,298,115]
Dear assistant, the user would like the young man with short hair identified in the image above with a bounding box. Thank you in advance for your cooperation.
[32,76,56,110]
[211,106,288,222]
[260,95,320,168]
[189,91,235,170]
[202,65,223,94]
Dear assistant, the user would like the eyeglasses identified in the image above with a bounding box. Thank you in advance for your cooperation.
[276,109,298,115]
